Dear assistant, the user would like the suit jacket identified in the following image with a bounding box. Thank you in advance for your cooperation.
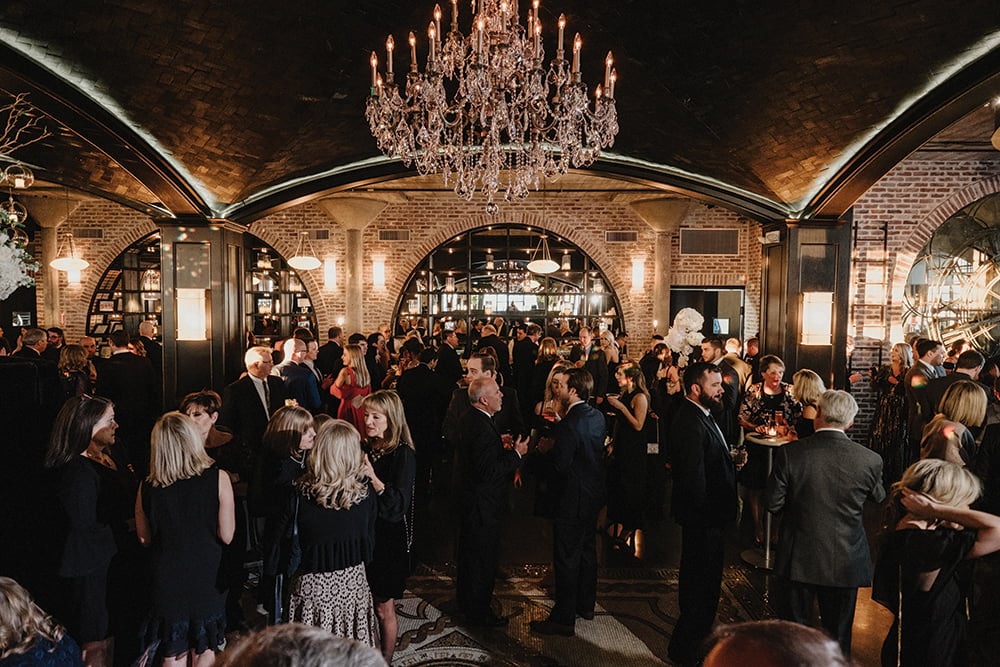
[476,334,510,377]
[926,372,979,419]
[569,343,593,364]
[511,338,539,386]
[715,359,741,445]
[904,362,937,441]
[766,429,885,587]
[218,374,288,455]
[276,361,321,413]
[97,351,160,431]
[458,408,521,525]
[315,340,344,378]
[139,335,162,375]
[435,343,464,388]
[395,363,451,449]
[669,398,738,527]
[547,401,607,523]
[443,384,528,445]
[723,352,752,390]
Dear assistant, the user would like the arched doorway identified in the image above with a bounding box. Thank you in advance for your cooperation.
[86,232,318,349]
[394,224,624,346]
[903,192,1000,355]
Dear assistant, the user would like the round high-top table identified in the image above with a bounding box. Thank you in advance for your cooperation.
[740,432,791,570]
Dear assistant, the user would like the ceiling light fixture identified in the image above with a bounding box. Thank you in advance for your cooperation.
[526,234,559,274]
[366,0,619,214]
[287,231,321,271]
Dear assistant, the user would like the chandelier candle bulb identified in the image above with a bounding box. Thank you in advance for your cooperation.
[610,68,617,98]
[605,52,613,90]
[370,52,378,88]
[409,31,417,69]
[557,14,566,54]
[386,35,394,75]
[434,4,442,36]
[450,0,458,29]
[428,23,436,60]
[573,33,582,73]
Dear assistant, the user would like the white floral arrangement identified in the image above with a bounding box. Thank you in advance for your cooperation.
[0,210,37,301]
[665,307,705,368]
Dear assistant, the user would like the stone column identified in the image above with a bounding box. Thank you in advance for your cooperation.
[316,196,389,334]
[25,195,82,328]
[629,198,691,334]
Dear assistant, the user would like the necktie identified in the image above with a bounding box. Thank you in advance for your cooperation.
[263,378,271,416]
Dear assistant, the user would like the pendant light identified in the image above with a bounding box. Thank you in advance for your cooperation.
[288,231,321,271]
[526,234,559,274]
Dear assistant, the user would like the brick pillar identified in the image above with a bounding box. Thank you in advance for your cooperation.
[316,197,388,335]
[27,195,82,328]
[629,198,691,334]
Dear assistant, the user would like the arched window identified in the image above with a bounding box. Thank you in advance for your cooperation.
[904,192,1000,355]
[395,224,623,344]
[86,232,316,345]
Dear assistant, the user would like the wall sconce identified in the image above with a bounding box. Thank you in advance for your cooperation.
[631,257,645,293]
[372,258,386,288]
[561,252,571,271]
[323,258,337,289]
[176,288,207,341]
[800,292,834,345]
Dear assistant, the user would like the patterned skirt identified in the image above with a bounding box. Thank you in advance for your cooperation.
[287,565,379,649]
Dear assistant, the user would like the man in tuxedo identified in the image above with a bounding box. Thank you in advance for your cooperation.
[569,327,594,366]
[442,353,527,455]
[137,320,162,375]
[435,329,464,388]
[701,338,742,446]
[512,323,540,417]
[274,337,321,413]
[530,367,607,637]
[667,362,742,665]
[455,376,528,626]
[475,324,510,378]
[766,390,885,657]
[219,346,287,478]
[904,339,945,457]
[316,326,344,378]
[96,330,160,473]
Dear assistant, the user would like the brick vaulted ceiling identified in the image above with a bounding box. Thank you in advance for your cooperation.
[0,1,998,224]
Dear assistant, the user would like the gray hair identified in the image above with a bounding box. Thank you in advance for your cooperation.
[217,623,387,667]
[817,390,858,428]
[468,376,498,405]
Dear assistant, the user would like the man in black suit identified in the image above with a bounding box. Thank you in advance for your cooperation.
[316,326,345,378]
[701,338,742,446]
[512,323,540,417]
[41,326,65,363]
[137,320,162,376]
[442,353,527,455]
[435,329,464,388]
[530,367,607,637]
[274,337,321,413]
[456,376,528,626]
[766,390,885,657]
[667,362,743,665]
[475,324,510,379]
[904,339,945,457]
[927,349,985,416]
[4,328,62,458]
[218,346,287,483]
[97,330,160,473]
[396,340,452,503]
[568,327,594,366]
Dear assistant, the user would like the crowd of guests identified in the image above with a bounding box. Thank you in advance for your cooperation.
[6,316,1000,666]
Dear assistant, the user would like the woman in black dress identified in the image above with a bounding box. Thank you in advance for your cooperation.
[45,395,133,667]
[57,345,93,400]
[604,363,650,555]
[867,342,912,487]
[873,459,1000,667]
[361,390,416,663]
[135,412,235,666]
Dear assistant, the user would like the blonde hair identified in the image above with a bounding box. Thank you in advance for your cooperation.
[537,337,559,359]
[296,420,369,510]
[0,577,65,659]
[894,459,982,511]
[147,412,214,487]
[542,360,573,406]
[263,405,315,457]
[792,369,825,406]
[892,341,914,367]
[344,344,371,388]
[938,380,988,427]
[361,390,414,453]
[57,344,89,374]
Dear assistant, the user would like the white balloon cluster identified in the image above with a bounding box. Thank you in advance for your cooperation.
[665,307,705,368]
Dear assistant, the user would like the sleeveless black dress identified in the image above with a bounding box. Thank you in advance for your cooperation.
[607,388,647,531]
[141,469,226,657]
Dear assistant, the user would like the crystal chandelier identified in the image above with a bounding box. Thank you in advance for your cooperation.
[365,0,619,213]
